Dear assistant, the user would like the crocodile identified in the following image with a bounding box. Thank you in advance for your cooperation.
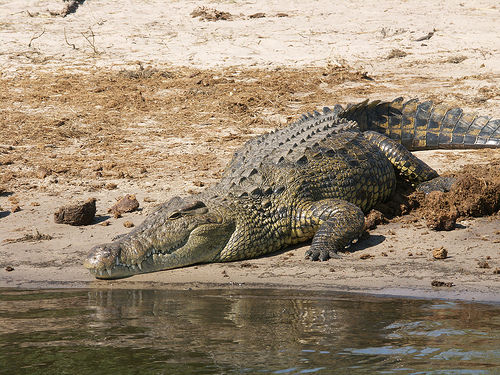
[84,98,500,279]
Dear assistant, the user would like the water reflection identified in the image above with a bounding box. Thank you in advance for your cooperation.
[0,289,499,374]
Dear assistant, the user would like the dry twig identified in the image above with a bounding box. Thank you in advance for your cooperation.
[3,229,53,244]
[415,29,436,42]
[64,28,77,49]
[81,27,98,54]
[28,29,46,47]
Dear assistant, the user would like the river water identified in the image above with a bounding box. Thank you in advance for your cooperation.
[0,288,499,374]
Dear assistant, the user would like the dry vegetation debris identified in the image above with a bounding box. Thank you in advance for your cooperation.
[0,65,372,189]
[3,230,53,244]
[190,7,233,21]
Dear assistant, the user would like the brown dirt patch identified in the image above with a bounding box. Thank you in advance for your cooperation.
[415,163,500,230]
[367,162,500,231]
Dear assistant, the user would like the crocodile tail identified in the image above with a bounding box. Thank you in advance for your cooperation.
[339,97,500,151]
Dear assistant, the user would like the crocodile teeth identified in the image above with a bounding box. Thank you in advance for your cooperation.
[107,268,112,276]
[137,262,143,271]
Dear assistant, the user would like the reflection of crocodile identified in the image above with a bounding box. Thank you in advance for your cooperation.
[85,98,499,279]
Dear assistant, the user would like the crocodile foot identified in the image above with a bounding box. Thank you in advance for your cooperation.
[303,199,365,262]
[304,248,341,261]
[417,176,456,194]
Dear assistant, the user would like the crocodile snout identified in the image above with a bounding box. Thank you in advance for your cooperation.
[84,242,121,277]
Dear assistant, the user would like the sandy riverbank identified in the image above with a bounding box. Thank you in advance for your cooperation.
[0,0,499,301]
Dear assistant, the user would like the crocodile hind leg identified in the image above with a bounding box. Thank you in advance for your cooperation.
[303,199,365,261]
[362,130,454,192]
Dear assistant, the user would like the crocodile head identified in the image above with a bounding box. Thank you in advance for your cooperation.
[84,196,235,279]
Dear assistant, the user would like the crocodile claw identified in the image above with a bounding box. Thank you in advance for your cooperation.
[305,248,341,261]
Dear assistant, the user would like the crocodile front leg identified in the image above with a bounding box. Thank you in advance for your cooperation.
[303,199,365,261]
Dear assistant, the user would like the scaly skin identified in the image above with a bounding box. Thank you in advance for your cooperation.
[84,98,499,279]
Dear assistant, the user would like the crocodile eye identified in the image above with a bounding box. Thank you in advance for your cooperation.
[168,211,183,220]
[180,200,206,212]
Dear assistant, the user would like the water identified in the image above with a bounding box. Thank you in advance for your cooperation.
[0,289,499,375]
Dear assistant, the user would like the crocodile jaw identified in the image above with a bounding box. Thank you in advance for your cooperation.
[84,221,235,279]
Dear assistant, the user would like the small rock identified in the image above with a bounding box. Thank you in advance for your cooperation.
[123,221,134,228]
[360,254,374,260]
[493,268,500,275]
[100,220,110,226]
[54,198,96,225]
[0,157,13,166]
[8,196,19,205]
[36,167,51,179]
[426,211,457,231]
[190,6,233,21]
[249,12,266,18]
[105,183,118,190]
[1,171,14,184]
[240,262,258,269]
[5,266,14,272]
[364,209,387,230]
[10,205,21,213]
[108,194,139,216]
[477,260,490,269]
[30,201,40,206]
[386,48,408,59]
[432,247,448,259]
[431,280,454,287]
